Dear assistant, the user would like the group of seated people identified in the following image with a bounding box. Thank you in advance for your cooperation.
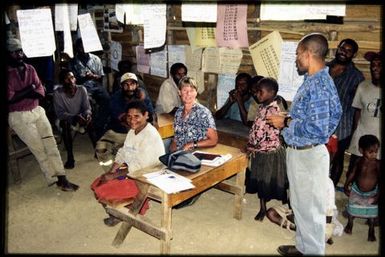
[7,34,380,248]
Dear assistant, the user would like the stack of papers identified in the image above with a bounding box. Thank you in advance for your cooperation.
[143,169,195,194]
[193,151,232,167]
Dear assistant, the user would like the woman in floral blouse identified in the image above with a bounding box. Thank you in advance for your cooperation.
[170,76,218,152]
[246,77,288,221]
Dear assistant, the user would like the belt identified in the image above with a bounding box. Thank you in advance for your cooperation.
[287,144,319,150]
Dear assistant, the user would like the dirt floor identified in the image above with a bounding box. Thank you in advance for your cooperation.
[5,134,381,254]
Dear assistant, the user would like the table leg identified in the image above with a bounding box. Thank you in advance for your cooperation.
[112,183,149,247]
[233,168,245,220]
[160,191,172,254]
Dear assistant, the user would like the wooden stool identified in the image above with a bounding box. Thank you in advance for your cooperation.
[8,128,32,184]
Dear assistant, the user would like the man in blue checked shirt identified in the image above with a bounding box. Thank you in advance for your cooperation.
[267,33,342,256]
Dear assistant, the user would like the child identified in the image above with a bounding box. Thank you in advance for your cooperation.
[344,134,380,241]
[245,77,288,221]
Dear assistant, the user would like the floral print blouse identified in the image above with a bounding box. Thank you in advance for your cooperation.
[174,103,216,150]
[248,100,282,153]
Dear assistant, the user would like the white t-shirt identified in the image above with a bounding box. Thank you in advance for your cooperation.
[115,123,165,172]
[155,77,181,114]
[348,80,381,159]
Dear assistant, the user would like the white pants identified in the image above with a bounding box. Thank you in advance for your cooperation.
[8,106,65,185]
[286,145,329,255]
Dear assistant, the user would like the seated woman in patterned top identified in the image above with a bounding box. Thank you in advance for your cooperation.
[169,76,218,152]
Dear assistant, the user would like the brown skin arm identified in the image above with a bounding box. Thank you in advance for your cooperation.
[99,163,128,183]
[351,108,361,133]
[344,158,359,197]
[266,114,286,129]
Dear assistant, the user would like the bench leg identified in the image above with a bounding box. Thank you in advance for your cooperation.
[112,183,149,247]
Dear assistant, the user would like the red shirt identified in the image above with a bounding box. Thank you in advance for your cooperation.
[7,63,45,112]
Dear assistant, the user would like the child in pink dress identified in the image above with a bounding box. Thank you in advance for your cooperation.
[246,77,288,221]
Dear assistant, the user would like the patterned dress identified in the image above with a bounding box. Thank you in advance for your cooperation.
[173,103,216,150]
[246,100,288,202]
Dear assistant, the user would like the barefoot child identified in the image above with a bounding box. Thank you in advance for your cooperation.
[344,134,380,241]
[245,77,288,221]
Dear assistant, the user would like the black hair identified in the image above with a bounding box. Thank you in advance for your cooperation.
[299,33,329,59]
[358,134,380,150]
[250,75,264,87]
[58,68,72,83]
[257,77,279,94]
[338,38,359,54]
[125,100,148,115]
[170,63,188,76]
[235,73,252,85]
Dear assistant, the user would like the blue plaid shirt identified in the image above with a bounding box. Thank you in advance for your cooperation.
[282,67,342,147]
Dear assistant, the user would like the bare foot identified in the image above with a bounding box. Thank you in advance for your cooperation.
[254,210,266,221]
[344,224,352,234]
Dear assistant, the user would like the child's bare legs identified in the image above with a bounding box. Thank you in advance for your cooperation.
[255,198,266,221]
[367,218,376,241]
[344,213,354,234]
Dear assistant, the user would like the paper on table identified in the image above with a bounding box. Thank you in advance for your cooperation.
[144,169,195,194]
[193,151,232,167]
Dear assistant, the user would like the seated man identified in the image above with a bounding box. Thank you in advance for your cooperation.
[111,59,147,94]
[53,69,98,169]
[70,38,111,140]
[214,73,252,126]
[155,62,187,115]
[95,73,156,171]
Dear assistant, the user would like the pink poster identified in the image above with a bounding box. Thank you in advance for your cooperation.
[216,4,249,48]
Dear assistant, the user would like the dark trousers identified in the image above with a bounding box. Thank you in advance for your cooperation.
[60,119,98,162]
[85,84,111,141]
[329,136,351,186]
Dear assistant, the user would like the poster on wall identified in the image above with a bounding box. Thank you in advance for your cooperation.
[78,13,103,53]
[110,41,122,71]
[103,8,123,33]
[249,31,283,80]
[16,8,56,58]
[216,4,249,48]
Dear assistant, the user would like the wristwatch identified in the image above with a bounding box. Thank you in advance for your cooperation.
[284,116,292,127]
[193,141,198,149]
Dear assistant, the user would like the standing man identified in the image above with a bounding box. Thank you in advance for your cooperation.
[327,39,365,187]
[70,38,111,140]
[7,37,79,191]
[155,62,187,115]
[267,33,342,255]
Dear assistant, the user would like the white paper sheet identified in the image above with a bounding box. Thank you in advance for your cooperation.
[55,3,78,31]
[144,169,195,194]
[202,47,220,74]
[277,41,304,101]
[16,8,56,58]
[143,4,166,49]
[150,48,168,78]
[110,41,122,71]
[216,74,236,110]
[249,31,283,80]
[219,48,243,75]
[78,13,103,53]
[181,3,217,22]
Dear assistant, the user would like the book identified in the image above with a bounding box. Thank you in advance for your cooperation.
[143,169,195,194]
[192,151,232,167]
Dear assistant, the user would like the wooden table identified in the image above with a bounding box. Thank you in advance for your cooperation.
[156,113,174,139]
[215,119,250,149]
[106,144,247,254]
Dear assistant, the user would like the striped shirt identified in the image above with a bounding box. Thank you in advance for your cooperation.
[326,60,365,140]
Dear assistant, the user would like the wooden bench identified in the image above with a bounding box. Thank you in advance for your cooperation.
[8,128,32,184]
[215,119,249,150]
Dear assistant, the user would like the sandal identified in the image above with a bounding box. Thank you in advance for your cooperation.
[103,216,121,227]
